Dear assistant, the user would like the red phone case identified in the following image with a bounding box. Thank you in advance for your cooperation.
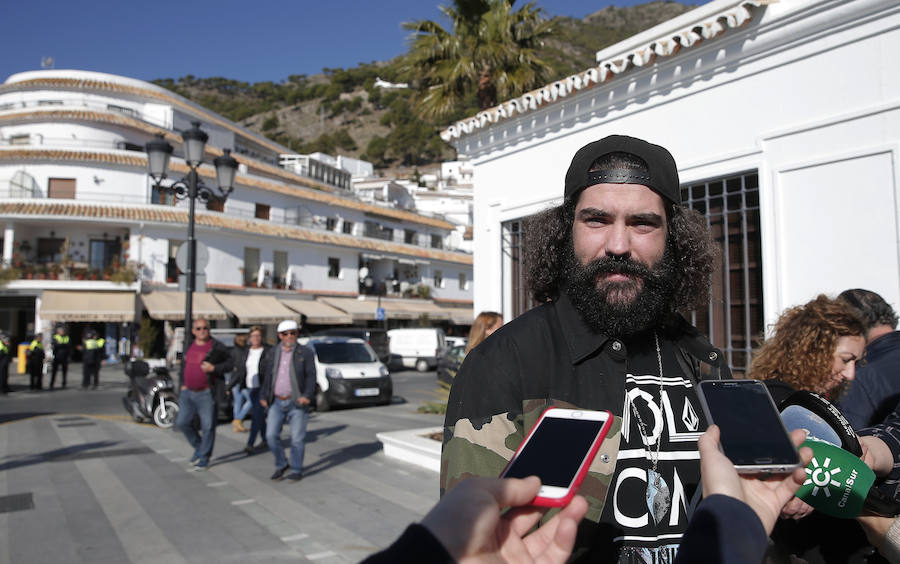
[500,407,614,507]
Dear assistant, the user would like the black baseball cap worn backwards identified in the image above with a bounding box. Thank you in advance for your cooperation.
[564,134,680,204]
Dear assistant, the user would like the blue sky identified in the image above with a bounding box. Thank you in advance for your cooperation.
[3,0,704,84]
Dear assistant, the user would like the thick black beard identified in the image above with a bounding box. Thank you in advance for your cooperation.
[563,244,679,338]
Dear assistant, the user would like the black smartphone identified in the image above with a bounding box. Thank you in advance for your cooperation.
[698,379,802,474]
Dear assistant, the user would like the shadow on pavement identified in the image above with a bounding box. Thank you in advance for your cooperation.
[0,411,56,425]
[302,441,383,478]
[0,440,124,471]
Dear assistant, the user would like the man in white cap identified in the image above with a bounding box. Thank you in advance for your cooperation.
[260,319,316,481]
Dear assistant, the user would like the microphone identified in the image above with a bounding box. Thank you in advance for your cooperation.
[794,436,875,518]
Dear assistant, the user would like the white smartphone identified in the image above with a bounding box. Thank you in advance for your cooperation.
[698,379,802,474]
[499,407,613,507]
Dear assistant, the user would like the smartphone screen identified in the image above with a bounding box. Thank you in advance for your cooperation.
[699,380,800,472]
[503,416,608,487]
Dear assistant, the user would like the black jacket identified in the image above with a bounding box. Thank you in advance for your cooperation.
[178,338,233,390]
[259,344,316,404]
[228,344,270,392]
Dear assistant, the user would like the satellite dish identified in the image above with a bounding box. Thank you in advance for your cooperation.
[10,170,38,197]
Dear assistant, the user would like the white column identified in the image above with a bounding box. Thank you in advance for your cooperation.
[2,224,13,266]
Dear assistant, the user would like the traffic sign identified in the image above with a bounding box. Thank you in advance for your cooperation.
[376,307,386,321]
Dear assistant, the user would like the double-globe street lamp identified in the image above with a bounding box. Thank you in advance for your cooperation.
[144,121,238,368]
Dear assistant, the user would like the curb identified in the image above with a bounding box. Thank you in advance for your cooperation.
[376,426,442,472]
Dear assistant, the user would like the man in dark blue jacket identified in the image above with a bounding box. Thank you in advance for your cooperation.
[260,319,316,482]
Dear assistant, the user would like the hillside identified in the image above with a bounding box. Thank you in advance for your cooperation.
[152,1,696,174]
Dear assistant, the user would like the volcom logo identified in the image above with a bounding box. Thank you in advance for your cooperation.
[805,456,842,497]
[682,399,699,431]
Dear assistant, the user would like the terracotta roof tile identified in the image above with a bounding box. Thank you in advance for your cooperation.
[0,200,472,266]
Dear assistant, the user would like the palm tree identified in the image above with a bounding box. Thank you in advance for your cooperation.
[402,0,554,121]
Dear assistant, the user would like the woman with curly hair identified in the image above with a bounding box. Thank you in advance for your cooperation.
[750,294,866,404]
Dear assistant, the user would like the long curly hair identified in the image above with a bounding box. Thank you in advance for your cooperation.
[523,198,717,312]
[749,294,866,396]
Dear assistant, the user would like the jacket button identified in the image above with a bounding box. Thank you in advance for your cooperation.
[708,351,718,361]
[612,341,622,352]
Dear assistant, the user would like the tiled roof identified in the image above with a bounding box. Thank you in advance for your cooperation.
[440,1,762,141]
[0,147,455,230]
[0,201,473,266]
[0,77,289,155]
[0,108,342,195]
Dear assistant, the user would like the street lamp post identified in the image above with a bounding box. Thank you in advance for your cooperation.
[144,122,238,370]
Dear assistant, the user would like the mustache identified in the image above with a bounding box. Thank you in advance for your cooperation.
[581,256,653,281]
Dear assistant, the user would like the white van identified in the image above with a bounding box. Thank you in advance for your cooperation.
[387,328,446,372]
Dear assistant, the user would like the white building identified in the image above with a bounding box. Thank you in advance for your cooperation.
[0,69,473,351]
[441,0,900,374]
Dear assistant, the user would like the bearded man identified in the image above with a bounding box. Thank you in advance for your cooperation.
[441,135,731,563]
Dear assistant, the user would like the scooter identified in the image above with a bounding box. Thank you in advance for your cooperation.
[122,359,179,428]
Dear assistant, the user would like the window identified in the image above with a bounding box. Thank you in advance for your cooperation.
[107,104,138,118]
[152,185,176,205]
[167,240,182,283]
[404,229,417,244]
[10,134,29,145]
[273,250,288,288]
[458,272,467,291]
[37,100,63,106]
[342,221,354,235]
[328,257,340,279]
[206,198,225,212]
[48,178,76,199]
[325,217,337,231]
[37,238,65,263]
[244,247,260,286]
[90,239,121,271]
[681,171,762,377]
[434,270,444,289]
[255,203,270,220]
[430,234,443,249]
[501,217,537,319]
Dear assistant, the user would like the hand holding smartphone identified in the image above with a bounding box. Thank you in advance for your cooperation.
[499,407,613,507]
[698,379,801,474]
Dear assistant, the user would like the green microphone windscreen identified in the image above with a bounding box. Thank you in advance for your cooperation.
[796,436,875,518]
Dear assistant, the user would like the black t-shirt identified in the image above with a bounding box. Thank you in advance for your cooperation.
[597,334,707,563]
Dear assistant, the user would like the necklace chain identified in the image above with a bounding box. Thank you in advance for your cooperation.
[628,332,664,473]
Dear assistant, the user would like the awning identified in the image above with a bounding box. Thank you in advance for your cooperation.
[141,292,229,321]
[319,297,450,321]
[439,306,475,325]
[213,294,300,325]
[40,290,136,322]
[279,298,353,325]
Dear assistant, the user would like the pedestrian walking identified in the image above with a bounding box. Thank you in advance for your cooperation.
[228,332,250,432]
[231,326,270,454]
[50,325,71,389]
[0,332,12,393]
[81,328,104,390]
[26,333,45,390]
[174,318,232,471]
[260,319,315,481]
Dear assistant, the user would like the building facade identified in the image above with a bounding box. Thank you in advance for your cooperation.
[0,70,473,352]
[442,0,900,374]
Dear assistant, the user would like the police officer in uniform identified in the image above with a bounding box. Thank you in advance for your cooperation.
[26,333,45,390]
[81,328,105,390]
[0,332,12,393]
[50,325,71,389]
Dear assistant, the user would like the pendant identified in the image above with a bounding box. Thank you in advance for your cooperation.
[646,469,671,525]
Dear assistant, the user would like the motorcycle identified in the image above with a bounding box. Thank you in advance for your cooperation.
[122,359,179,428]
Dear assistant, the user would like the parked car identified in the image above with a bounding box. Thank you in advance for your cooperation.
[437,344,467,386]
[387,327,447,372]
[313,328,391,365]
[445,336,468,349]
[299,336,392,411]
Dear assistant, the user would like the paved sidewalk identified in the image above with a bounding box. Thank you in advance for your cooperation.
[0,364,443,563]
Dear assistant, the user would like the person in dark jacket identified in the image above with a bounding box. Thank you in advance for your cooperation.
[227,332,250,433]
[26,333,44,390]
[174,318,232,471]
[50,325,71,389]
[260,319,315,482]
[81,328,105,390]
[0,332,12,393]
[230,325,269,454]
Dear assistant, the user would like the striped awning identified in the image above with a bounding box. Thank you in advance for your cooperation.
[279,298,353,325]
[439,306,475,325]
[141,292,229,321]
[213,294,300,325]
[40,291,136,322]
[319,297,451,321]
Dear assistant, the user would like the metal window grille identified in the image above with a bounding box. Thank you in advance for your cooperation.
[501,219,537,318]
[681,171,762,377]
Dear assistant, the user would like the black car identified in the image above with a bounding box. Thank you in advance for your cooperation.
[437,344,467,386]
[313,328,391,365]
